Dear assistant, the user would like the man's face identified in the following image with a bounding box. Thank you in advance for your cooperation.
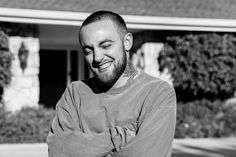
[79,20,127,85]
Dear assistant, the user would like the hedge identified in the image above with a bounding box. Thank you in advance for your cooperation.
[158,33,236,138]
[0,100,235,142]
[158,33,236,102]
[0,30,13,103]
[175,99,236,138]
[0,106,55,143]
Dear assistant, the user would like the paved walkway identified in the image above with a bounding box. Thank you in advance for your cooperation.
[0,138,236,157]
[172,138,236,157]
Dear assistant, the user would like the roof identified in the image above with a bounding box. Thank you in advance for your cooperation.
[1,0,236,32]
[1,0,236,19]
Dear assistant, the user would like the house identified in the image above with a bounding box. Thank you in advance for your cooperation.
[1,0,236,111]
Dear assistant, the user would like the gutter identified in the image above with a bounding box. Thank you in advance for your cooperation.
[1,7,236,32]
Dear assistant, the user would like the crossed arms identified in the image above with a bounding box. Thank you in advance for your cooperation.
[47,82,176,157]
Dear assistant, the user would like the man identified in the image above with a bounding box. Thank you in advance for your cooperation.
[47,10,177,157]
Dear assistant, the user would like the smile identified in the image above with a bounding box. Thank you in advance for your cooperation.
[98,62,112,71]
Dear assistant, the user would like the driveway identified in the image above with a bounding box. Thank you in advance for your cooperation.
[0,138,236,157]
[172,138,236,157]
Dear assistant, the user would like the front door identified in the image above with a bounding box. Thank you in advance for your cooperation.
[39,49,67,108]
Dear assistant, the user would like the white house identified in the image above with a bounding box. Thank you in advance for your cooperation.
[1,0,236,111]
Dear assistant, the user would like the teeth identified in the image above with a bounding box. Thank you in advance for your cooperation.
[99,62,111,70]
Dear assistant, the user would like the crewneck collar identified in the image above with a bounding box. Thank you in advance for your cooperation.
[104,70,145,95]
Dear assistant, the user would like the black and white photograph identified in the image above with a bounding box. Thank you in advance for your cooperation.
[0,0,236,157]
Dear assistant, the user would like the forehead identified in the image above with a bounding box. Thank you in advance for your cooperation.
[79,20,122,44]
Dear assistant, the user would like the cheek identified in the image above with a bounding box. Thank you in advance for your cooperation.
[110,45,124,59]
[85,55,93,69]
[85,55,93,66]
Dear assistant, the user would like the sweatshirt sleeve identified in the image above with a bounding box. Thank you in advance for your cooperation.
[113,81,177,157]
[47,83,114,157]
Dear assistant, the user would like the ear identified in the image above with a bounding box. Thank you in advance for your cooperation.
[124,33,133,51]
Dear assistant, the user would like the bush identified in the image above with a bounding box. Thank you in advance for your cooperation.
[0,106,55,143]
[158,33,236,102]
[175,99,236,138]
[0,30,13,103]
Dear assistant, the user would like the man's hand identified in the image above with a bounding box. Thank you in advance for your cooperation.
[110,126,136,152]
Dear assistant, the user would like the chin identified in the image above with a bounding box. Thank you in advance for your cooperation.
[97,71,120,86]
[94,60,126,85]
[97,74,116,85]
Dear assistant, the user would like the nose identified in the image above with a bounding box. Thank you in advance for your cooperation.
[92,48,104,68]
[93,48,104,63]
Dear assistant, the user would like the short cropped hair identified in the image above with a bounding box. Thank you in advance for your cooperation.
[80,10,128,36]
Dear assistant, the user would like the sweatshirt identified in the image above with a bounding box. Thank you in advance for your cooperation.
[47,71,177,157]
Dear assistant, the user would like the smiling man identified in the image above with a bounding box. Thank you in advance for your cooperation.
[80,18,130,88]
[47,11,177,157]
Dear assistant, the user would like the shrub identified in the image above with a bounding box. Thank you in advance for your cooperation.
[158,33,236,102]
[0,30,13,103]
[219,98,236,136]
[175,99,236,138]
[0,106,55,143]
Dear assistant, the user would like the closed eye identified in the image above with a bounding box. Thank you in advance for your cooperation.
[100,40,113,49]
[83,47,93,56]
[101,43,111,49]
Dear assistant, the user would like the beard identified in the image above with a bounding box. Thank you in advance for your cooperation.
[95,50,127,86]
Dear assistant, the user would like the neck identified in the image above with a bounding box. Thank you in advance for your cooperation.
[112,61,139,88]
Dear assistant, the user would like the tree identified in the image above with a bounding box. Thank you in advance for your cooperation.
[158,33,236,102]
[0,30,13,104]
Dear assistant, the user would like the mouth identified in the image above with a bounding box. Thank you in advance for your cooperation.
[97,61,112,72]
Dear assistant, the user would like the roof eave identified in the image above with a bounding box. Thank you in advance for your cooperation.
[1,7,236,32]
